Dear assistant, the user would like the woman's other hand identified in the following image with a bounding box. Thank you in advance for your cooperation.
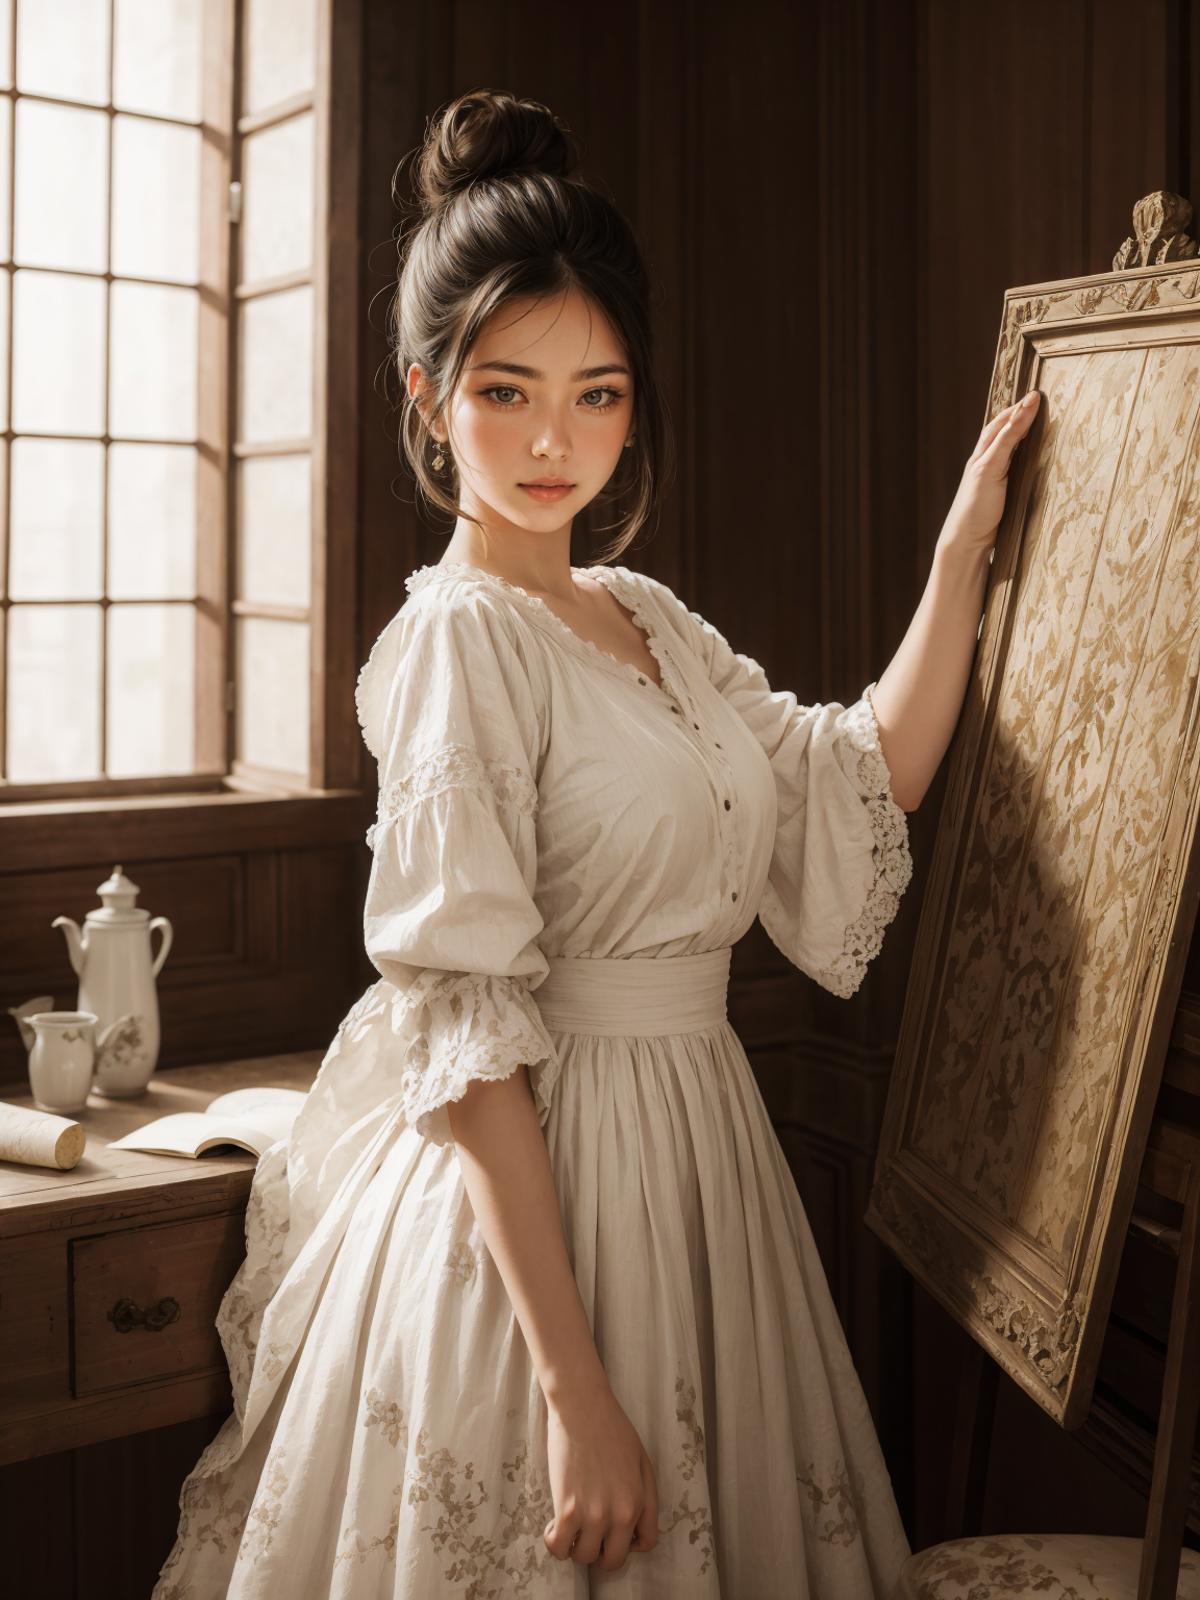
[543,1379,659,1571]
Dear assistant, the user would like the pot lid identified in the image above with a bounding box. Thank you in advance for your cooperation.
[88,864,148,924]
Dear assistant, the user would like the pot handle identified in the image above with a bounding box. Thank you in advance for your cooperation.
[148,916,174,977]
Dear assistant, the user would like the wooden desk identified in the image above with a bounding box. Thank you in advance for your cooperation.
[0,1051,322,1467]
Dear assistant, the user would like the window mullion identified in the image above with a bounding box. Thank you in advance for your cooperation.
[194,0,237,780]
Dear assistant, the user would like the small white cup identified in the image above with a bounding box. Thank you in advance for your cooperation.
[27,1011,98,1114]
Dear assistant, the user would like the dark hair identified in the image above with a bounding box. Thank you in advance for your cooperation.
[388,88,674,563]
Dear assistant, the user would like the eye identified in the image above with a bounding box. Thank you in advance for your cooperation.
[581,387,625,412]
[481,385,522,408]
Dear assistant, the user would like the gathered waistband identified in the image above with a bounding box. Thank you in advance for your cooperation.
[534,948,732,1037]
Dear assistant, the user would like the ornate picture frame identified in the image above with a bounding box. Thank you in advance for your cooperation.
[866,194,1200,1428]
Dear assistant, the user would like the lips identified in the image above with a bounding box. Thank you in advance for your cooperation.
[520,481,574,488]
[519,481,575,501]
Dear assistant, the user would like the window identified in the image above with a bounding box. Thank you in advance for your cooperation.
[0,0,360,812]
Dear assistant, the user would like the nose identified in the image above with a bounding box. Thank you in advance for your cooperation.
[531,416,573,460]
[532,437,570,461]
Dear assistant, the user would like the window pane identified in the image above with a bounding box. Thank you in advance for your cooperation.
[237,616,308,774]
[242,0,316,114]
[13,270,106,435]
[112,114,201,284]
[240,112,313,284]
[0,96,12,263]
[107,602,194,775]
[9,438,104,598]
[113,0,201,122]
[0,269,9,432]
[0,442,7,596]
[7,604,101,780]
[17,0,110,104]
[239,284,312,444]
[237,455,311,608]
[15,100,108,273]
[109,443,197,598]
[110,281,197,439]
[0,0,12,89]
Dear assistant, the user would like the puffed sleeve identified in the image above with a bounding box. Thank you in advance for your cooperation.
[355,586,559,1146]
[649,578,914,998]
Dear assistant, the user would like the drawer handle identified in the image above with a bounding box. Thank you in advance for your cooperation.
[108,1296,182,1334]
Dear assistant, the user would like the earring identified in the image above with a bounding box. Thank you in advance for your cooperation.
[431,435,447,472]
[624,435,635,448]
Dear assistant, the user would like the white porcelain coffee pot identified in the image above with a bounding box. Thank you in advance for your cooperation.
[50,865,173,1097]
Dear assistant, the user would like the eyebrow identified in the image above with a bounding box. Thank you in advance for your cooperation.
[469,361,632,381]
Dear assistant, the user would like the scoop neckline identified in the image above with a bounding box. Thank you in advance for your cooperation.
[403,559,682,700]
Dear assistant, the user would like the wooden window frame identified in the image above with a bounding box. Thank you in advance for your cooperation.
[0,0,365,860]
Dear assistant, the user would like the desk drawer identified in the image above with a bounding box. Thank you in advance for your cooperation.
[70,1212,246,1398]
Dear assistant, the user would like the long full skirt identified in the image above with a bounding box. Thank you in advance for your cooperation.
[152,972,909,1598]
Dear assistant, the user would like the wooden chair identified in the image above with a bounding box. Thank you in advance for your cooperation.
[892,1121,1200,1600]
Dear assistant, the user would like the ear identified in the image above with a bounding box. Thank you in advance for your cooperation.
[407,363,442,437]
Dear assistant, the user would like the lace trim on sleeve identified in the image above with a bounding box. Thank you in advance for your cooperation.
[365,742,539,848]
[811,683,914,999]
[387,969,560,1144]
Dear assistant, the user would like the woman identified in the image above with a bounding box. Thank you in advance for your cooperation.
[154,89,1039,1598]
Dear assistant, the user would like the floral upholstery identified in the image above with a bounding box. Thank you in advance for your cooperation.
[894,1534,1200,1599]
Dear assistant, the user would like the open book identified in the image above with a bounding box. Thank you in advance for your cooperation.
[107,1086,308,1160]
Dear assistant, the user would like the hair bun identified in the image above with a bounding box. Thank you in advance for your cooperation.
[415,89,578,213]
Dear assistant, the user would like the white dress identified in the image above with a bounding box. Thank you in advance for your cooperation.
[152,559,915,1599]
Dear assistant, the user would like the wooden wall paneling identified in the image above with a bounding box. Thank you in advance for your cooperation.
[980,1369,1151,1540]
[0,856,247,1091]
[851,5,925,1513]
[867,0,923,689]
[0,1233,69,1422]
[572,0,679,579]
[70,1415,230,1600]
[819,0,873,694]
[280,841,376,1000]
[357,0,452,644]
[812,0,927,1037]
[749,0,917,1502]
[917,0,1091,548]
[778,1124,853,1307]
[0,841,373,1091]
[138,1417,240,1595]
[754,1033,895,1156]
[814,0,924,1038]
[449,0,509,96]
[0,1448,74,1599]
[480,1,645,208]
[686,1,820,662]
[1088,0,1173,271]
[616,0,693,595]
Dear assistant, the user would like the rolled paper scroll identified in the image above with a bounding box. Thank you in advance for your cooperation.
[0,1101,86,1170]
